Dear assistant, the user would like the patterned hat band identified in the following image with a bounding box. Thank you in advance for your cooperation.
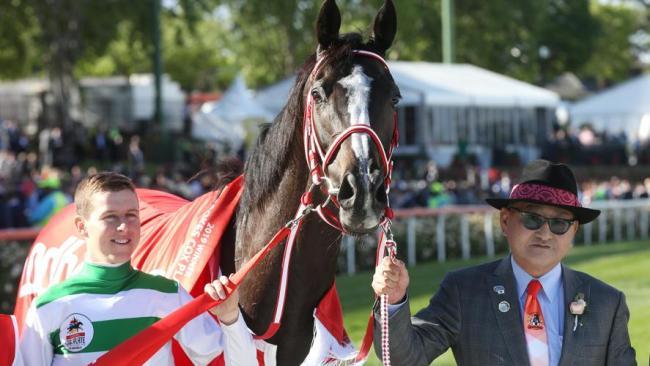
[509,183,581,208]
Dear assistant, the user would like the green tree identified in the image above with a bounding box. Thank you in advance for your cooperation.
[0,0,41,78]
[220,0,322,87]
[76,12,235,92]
[0,0,223,127]
[162,13,237,91]
[537,0,599,82]
[582,3,642,86]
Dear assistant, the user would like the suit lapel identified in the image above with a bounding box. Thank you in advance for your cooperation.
[559,265,587,366]
[488,257,530,366]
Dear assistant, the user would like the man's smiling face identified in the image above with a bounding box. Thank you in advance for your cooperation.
[75,189,140,265]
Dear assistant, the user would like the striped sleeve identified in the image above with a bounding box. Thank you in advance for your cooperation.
[20,303,53,366]
[221,315,258,366]
[173,287,258,365]
[173,286,224,363]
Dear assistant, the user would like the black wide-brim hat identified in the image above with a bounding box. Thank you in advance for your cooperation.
[485,159,600,224]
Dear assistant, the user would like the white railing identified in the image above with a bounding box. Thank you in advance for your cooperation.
[341,199,650,275]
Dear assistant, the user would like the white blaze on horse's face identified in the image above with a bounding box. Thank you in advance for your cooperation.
[338,65,373,174]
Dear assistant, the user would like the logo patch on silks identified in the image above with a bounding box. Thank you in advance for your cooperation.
[527,313,544,330]
[59,314,94,352]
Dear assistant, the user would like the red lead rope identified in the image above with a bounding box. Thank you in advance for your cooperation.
[90,226,293,366]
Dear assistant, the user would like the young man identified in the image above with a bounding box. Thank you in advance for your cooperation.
[20,172,257,365]
[372,160,636,366]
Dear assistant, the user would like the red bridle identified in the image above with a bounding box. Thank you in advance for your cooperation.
[302,49,399,231]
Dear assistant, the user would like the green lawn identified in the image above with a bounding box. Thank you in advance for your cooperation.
[336,241,650,365]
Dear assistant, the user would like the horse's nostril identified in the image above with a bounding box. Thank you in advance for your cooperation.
[338,174,356,203]
[375,180,387,204]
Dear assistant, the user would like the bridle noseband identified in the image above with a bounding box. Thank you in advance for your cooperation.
[302,49,399,231]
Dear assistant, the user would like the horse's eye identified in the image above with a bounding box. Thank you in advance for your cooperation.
[391,97,400,106]
[311,88,323,103]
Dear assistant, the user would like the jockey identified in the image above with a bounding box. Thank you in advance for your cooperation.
[1,314,23,366]
[20,172,257,365]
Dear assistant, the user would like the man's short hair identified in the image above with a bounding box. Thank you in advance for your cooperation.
[74,172,136,217]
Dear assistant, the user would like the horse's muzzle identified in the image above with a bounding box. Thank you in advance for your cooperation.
[337,170,387,233]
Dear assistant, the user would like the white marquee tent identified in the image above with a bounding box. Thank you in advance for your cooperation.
[570,74,650,142]
[388,62,558,108]
[193,75,274,151]
[255,61,559,115]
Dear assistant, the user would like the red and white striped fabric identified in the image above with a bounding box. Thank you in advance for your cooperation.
[0,314,23,366]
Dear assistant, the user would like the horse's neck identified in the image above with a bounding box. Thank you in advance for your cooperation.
[236,111,308,257]
[234,110,343,344]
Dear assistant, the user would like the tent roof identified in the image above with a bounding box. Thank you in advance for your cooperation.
[254,61,559,116]
[201,75,274,123]
[192,75,272,146]
[388,61,559,107]
[571,74,650,120]
[254,76,296,117]
[544,72,588,101]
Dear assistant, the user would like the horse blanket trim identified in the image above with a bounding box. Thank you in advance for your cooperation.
[0,314,22,366]
[13,176,363,365]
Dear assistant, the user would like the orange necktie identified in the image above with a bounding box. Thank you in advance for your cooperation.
[524,279,549,366]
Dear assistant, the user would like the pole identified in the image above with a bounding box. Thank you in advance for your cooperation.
[152,0,163,134]
[441,0,455,63]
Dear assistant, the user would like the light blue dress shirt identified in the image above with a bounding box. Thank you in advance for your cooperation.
[511,257,565,366]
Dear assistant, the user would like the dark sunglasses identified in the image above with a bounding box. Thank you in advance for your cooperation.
[509,207,576,235]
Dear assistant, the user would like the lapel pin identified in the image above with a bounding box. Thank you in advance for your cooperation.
[498,301,510,313]
[493,285,505,295]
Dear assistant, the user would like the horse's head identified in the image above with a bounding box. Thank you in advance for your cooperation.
[306,0,399,234]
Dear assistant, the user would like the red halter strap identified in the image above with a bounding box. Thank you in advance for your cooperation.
[303,49,399,231]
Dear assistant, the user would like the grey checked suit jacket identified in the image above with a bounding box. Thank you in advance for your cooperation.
[373,257,636,366]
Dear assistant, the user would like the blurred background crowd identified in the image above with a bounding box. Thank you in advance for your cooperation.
[0,118,225,228]
[2,115,649,229]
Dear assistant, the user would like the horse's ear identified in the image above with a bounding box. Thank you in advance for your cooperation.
[316,0,341,54]
[371,0,397,54]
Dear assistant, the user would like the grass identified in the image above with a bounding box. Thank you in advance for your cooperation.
[336,241,650,365]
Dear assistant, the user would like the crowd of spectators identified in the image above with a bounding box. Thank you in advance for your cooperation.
[389,162,650,210]
[2,117,650,228]
[541,124,650,166]
[0,118,228,229]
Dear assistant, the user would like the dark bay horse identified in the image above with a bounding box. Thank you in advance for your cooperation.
[218,0,400,364]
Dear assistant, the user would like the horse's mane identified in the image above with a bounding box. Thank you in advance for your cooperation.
[238,32,384,219]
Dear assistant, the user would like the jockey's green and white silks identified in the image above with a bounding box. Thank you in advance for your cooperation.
[20,261,256,366]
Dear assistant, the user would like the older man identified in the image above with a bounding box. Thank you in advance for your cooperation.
[372,159,636,366]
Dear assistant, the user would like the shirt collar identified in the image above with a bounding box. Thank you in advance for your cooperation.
[511,256,562,303]
[81,260,135,281]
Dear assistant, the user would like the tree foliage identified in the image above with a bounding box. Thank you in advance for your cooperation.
[0,0,647,94]
[0,0,41,78]
[582,3,643,86]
